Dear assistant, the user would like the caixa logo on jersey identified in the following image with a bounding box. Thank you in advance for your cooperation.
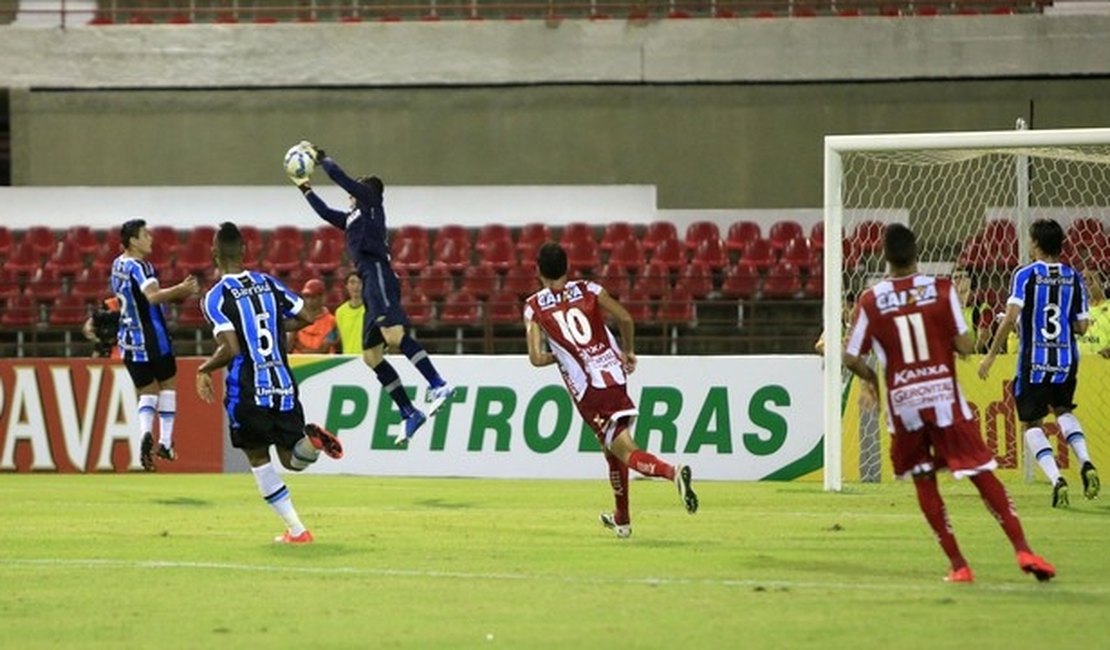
[875,283,938,313]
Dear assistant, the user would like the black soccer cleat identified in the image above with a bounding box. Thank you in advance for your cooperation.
[1081,462,1100,500]
[156,444,177,462]
[139,432,156,472]
[675,465,698,514]
[1052,477,1069,508]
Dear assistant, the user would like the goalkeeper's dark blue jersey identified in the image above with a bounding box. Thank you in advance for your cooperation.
[202,270,303,412]
[109,255,173,363]
[303,158,389,270]
[1007,260,1089,386]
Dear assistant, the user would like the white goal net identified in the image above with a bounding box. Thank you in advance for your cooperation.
[823,127,1110,490]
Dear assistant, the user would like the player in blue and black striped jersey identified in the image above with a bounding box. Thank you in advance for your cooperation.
[110,219,199,472]
[196,222,343,545]
[290,142,455,446]
[979,218,1100,507]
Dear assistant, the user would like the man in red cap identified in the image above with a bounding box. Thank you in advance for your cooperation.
[288,278,338,354]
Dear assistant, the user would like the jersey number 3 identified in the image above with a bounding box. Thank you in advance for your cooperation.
[894,313,931,364]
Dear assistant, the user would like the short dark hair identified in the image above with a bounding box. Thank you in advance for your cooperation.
[357,175,384,194]
[215,221,243,263]
[537,242,568,281]
[120,218,146,251]
[1030,219,1064,256]
[345,270,361,283]
[883,223,917,268]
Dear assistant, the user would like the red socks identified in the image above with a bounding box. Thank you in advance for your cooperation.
[605,453,630,525]
[914,475,968,570]
[627,450,675,481]
[970,472,1031,553]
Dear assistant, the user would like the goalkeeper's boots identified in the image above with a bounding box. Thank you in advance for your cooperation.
[1081,461,1100,500]
[944,566,974,584]
[274,529,314,545]
[675,465,699,514]
[1052,477,1070,508]
[156,444,177,462]
[140,432,156,472]
[305,423,344,459]
[396,409,428,446]
[426,383,457,418]
[599,513,631,539]
[1017,550,1056,582]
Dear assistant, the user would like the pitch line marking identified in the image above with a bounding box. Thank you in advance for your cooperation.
[1,558,1103,594]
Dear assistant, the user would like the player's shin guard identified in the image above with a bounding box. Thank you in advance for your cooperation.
[251,463,306,536]
[400,334,445,388]
[913,475,967,570]
[289,437,320,470]
[1057,413,1092,465]
[627,450,676,481]
[1025,427,1063,483]
[372,359,417,416]
[157,389,176,449]
[138,394,157,437]
[970,471,1030,553]
[605,452,630,525]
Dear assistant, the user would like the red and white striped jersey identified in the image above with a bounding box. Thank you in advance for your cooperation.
[845,274,974,434]
[524,280,627,402]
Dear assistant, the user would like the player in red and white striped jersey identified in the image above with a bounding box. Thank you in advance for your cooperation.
[844,224,1054,583]
[524,243,697,538]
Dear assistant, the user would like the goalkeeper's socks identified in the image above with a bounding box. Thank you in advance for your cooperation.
[970,471,1031,553]
[627,450,675,481]
[400,335,444,387]
[137,394,157,438]
[157,389,176,449]
[251,463,306,536]
[605,453,630,525]
[372,359,417,414]
[1025,427,1063,483]
[913,475,967,570]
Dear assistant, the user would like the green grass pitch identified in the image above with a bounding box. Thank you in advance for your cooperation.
[1,474,1107,649]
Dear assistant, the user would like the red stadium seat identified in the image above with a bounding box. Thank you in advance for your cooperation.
[726,221,762,253]
[100,229,122,258]
[721,264,760,300]
[692,238,729,270]
[475,224,513,253]
[768,220,805,252]
[479,238,517,272]
[2,240,40,276]
[635,262,671,299]
[414,263,453,300]
[600,222,637,252]
[684,221,721,251]
[304,238,344,275]
[762,262,803,299]
[607,236,645,272]
[49,295,91,327]
[146,239,174,269]
[186,225,218,249]
[516,223,552,258]
[403,293,434,327]
[803,266,824,299]
[650,237,687,271]
[780,237,815,272]
[851,220,885,255]
[642,221,678,253]
[0,227,12,257]
[24,226,57,257]
[29,267,65,303]
[1,295,38,327]
[176,239,215,276]
[503,263,539,298]
[176,297,208,328]
[44,241,84,276]
[70,268,106,303]
[240,225,264,255]
[440,290,481,326]
[738,238,775,273]
[680,261,714,299]
[810,221,825,252]
[0,278,22,300]
[560,222,595,247]
[435,224,470,249]
[981,219,1017,246]
[433,236,472,273]
[486,290,522,325]
[565,238,600,273]
[310,225,345,248]
[392,238,430,273]
[65,226,100,257]
[657,286,695,323]
[461,263,498,299]
[150,226,180,258]
[622,287,654,323]
[596,263,631,299]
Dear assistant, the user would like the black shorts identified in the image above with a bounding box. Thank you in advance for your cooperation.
[360,261,410,349]
[1012,378,1078,423]
[228,400,307,451]
[124,355,177,389]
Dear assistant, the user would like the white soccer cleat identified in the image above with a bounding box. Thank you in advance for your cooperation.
[599,513,631,539]
[426,384,456,417]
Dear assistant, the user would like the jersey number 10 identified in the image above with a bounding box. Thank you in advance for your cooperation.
[552,307,593,346]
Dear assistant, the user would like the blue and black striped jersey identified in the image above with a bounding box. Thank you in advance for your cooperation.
[1007,261,1090,384]
[109,255,173,362]
[202,271,304,412]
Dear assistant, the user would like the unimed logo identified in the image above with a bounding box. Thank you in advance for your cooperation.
[320,383,793,456]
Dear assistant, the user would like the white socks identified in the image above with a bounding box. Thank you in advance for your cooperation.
[1025,427,1062,483]
[157,390,176,449]
[1057,413,1092,465]
[137,394,157,438]
[251,463,306,536]
[289,437,320,470]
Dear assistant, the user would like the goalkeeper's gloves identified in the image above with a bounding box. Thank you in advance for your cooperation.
[290,175,312,193]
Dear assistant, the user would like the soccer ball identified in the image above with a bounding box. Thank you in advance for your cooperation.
[284,143,315,180]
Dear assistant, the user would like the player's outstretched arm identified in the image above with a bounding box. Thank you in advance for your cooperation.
[525,320,555,367]
[979,303,1020,379]
[310,146,376,204]
[144,274,199,305]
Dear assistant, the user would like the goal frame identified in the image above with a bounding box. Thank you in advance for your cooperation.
[822,127,1110,492]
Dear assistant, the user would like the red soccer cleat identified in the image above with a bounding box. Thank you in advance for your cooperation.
[274,529,314,545]
[1017,551,1056,582]
[304,423,343,459]
[944,566,974,583]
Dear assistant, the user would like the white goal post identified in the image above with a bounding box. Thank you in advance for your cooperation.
[823,127,1110,491]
